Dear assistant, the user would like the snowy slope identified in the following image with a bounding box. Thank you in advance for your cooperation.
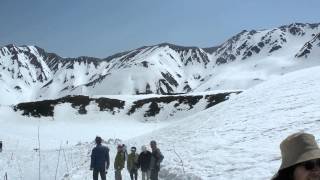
[0,91,238,179]
[47,64,320,180]
[124,65,320,180]
[0,104,171,180]
[0,66,320,180]
[1,65,320,179]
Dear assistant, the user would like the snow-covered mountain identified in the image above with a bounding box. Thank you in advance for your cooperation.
[0,22,319,105]
[211,23,320,64]
[0,43,212,105]
[195,23,320,91]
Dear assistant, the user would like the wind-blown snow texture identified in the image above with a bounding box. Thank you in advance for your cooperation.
[0,23,319,105]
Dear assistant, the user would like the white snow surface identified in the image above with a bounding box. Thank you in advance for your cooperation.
[1,65,320,179]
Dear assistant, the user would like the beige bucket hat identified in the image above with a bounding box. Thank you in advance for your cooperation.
[279,132,320,170]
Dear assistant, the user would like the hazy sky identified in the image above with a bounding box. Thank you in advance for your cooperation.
[1,0,319,58]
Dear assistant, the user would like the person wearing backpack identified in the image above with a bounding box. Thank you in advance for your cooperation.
[90,136,110,180]
[138,145,152,180]
[149,140,164,180]
[127,146,139,180]
[114,144,125,180]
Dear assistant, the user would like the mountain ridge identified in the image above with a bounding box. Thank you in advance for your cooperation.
[0,22,319,105]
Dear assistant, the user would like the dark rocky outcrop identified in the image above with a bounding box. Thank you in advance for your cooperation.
[13,91,241,118]
[14,95,125,117]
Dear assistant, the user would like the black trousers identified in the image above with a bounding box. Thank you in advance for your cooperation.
[129,169,138,180]
[93,168,106,180]
[150,169,159,180]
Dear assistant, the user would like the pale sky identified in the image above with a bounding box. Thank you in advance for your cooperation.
[0,0,319,58]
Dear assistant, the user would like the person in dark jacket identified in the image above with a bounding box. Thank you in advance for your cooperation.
[114,144,125,180]
[149,140,164,180]
[90,136,110,180]
[127,146,139,180]
[138,145,152,180]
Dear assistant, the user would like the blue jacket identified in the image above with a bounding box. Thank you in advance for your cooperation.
[90,144,110,170]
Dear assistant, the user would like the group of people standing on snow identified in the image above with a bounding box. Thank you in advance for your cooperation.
[90,136,164,180]
[90,131,320,180]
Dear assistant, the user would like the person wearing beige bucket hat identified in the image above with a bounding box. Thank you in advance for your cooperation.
[272,132,320,180]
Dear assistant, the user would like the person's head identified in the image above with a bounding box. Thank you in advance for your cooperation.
[272,132,320,180]
[117,144,123,152]
[95,136,102,145]
[131,146,137,153]
[150,140,157,150]
[141,145,147,152]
